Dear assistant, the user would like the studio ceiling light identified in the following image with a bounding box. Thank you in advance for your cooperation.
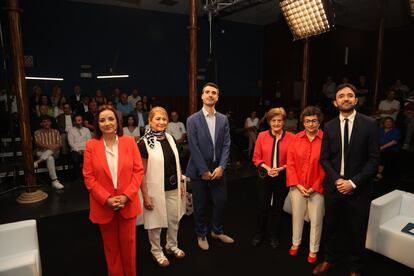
[25,76,64,81]
[96,75,129,79]
[279,0,333,40]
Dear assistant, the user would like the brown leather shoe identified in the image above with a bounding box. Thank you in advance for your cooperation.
[312,261,334,275]
[349,272,361,276]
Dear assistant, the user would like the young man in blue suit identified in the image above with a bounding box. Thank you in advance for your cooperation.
[313,84,380,276]
[186,82,233,250]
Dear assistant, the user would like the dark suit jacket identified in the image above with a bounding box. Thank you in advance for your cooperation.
[56,113,73,133]
[320,112,380,196]
[186,109,231,179]
[130,110,148,127]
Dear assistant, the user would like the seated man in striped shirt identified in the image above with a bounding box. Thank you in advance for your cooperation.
[34,115,64,190]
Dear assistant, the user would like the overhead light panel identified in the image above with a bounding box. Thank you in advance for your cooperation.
[280,0,333,40]
[25,76,64,81]
[96,75,129,79]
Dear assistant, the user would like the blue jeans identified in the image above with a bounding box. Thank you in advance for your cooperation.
[191,178,227,237]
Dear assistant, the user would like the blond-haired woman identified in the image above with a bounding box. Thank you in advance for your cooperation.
[251,107,295,248]
[138,106,186,267]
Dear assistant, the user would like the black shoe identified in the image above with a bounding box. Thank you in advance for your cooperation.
[251,233,263,247]
[270,237,280,249]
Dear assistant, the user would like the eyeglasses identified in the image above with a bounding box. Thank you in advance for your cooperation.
[304,119,319,125]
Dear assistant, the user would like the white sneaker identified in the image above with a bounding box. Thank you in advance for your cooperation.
[52,180,64,190]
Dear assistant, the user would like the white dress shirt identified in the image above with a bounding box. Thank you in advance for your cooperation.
[104,136,119,190]
[68,126,91,152]
[339,110,356,188]
[166,121,186,140]
[64,115,73,133]
[203,107,216,161]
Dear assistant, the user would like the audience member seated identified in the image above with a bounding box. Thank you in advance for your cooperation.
[244,110,259,156]
[31,105,58,133]
[33,115,64,190]
[391,79,410,103]
[285,110,299,133]
[110,87,121,105]
[30,85,43,116]
[69,85,83,109]
[37,95,54,117]
[128,88,141,108]
[321,76,336,114]
[68,114,91,181]
[376,90,400,122]
[123,115,140,142]
[117,92,134,118]
[130,100,148,136]
[84,101,98,134]
[166,111,189,161]
[402,91,414,151]
[54,96,68,118]
[73,95,89,116]
[50,85,62,107]
[56,103,73,154]
[142,95,151,113]
[376,117,400,181]
[356,75,370,113]
[167,111,187,144]
[93,89,107,106]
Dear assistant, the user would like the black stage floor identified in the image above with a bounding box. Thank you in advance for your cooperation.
[1,156,413,276]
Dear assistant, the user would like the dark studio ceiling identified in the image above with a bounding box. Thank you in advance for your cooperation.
[71,0,411,30]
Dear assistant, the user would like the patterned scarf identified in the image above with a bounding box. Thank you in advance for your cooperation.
[140,128,165,148]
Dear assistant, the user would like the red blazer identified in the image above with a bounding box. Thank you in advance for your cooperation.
[83,135,143,224]
[253,130,295,169]
[286,130,325,194]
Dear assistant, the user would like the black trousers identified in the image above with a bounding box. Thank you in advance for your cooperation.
[324,190,371,272]
[71,151,83,180]
[254,172,288,239]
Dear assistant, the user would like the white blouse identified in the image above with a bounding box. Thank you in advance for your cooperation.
[123,126,140,139]
[104,136,119,190]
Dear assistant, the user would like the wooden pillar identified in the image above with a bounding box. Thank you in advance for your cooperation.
[188,0,198,115]
[373,0,385,111]
[301,37,310,111]
[5,0,48,203]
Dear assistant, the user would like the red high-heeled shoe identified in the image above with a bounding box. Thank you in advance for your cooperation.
[307,253,317,263]
[289,246,299,256]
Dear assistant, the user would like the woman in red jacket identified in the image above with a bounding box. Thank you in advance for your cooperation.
[251,107,295,248]
[83,105,143,276]
[286,106,325,263]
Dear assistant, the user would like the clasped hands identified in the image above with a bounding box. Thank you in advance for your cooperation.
[201,166,224,181]
[106,195,129,211]
[296,184,314,197]
[267,165,286,177]
[335,178,354,195]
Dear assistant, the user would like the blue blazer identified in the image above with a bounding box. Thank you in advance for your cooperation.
[186,109,231,179]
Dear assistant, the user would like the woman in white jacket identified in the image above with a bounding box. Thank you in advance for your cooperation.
[138,106,186,267]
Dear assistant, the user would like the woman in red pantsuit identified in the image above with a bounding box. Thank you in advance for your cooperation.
[83,105,143,276]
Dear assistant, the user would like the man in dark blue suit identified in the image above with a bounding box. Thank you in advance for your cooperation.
[186,82,233,250]
[313,84,380,276]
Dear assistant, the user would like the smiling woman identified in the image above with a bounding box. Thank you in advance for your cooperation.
[83,104,144,276]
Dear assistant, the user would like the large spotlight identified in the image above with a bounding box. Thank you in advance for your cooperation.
[280,0,333,40]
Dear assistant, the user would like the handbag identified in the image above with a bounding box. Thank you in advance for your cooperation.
[283,188,310,222]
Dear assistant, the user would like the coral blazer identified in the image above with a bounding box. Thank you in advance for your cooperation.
[83,135,144,224]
